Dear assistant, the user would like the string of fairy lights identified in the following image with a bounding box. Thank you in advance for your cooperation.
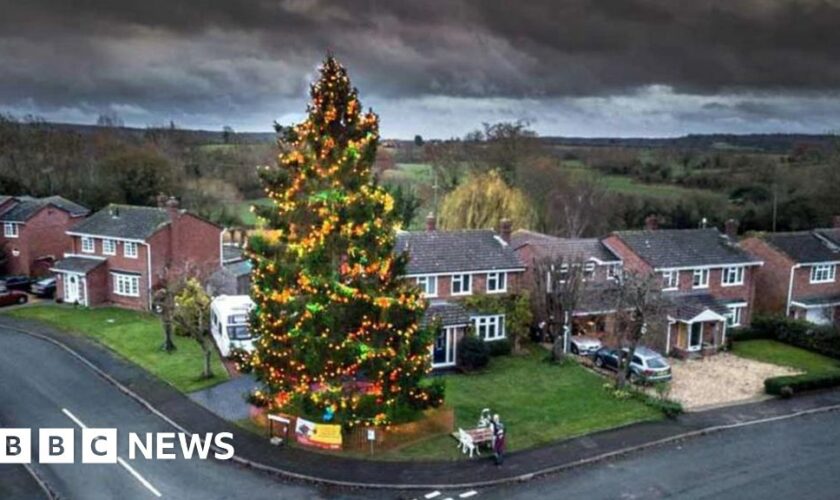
[246,57,439,427]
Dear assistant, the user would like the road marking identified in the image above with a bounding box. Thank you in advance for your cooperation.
[425,492,441,499]
[460,491,478,498]
[61,408,162,498]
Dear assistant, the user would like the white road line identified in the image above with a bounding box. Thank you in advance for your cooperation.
[460,491,478,498]
[425,492,441,499]
[61,408,162,498]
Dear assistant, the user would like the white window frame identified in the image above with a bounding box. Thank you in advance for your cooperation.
[727,305,744,327]
[486,272,507,293]
[692,268,710,289]
[124,241,138,259]
[416,275,438,298]
[582,262,596,281]
[607,263,621,281]
[3,222,18,238]
[662,270,679,290]
[721,266,745,286]
[451,273,472,296]
[810,264,837,284]
[112,273,140,297]
[81,236,95,253]
[472,314,505,341]
[102,239,117,256]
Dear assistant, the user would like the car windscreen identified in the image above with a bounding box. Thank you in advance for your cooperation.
[646,357,668,368]
[227,325,252,340]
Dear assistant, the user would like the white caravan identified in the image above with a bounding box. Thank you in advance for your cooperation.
[210,295,256,357]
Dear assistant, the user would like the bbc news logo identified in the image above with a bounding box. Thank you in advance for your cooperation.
[0,429,235,464]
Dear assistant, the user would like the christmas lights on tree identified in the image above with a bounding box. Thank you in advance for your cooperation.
[248,56,438,426]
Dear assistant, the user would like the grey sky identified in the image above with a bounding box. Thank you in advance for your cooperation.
[1,0,839,138]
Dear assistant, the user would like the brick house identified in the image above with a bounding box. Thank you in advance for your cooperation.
[395,218,525,369]
[510,229,623,336]
[741,221,840,325]
[0,195,89,277]
[602,224,762,357]
[51,199,223,310]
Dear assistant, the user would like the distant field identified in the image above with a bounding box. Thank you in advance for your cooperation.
[381,162,436,186]
[599,174,725,200]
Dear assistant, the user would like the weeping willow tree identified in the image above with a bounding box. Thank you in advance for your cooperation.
[439,169,534,230]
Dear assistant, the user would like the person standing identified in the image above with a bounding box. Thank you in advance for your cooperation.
[491,414,506,466]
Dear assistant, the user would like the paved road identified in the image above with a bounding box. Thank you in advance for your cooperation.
[0,327,352,500]
[486,409,840,500]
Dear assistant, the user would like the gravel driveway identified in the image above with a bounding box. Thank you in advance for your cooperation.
[664,353,801,411]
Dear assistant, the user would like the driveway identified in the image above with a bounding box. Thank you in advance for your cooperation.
[189,374,257,421]
[665,353,800,410]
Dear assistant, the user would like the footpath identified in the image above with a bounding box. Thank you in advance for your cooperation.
[3,315,840,490]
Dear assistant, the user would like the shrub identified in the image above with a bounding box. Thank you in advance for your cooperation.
[487,338,512,357]
[458,335,490,372]
[765,372,840,396]
[415,378,446,409]
[227,347,253,374]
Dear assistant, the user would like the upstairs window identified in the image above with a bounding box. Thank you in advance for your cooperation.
[607,264,621,281]
[124,242,138,259]
[416,276,438,297]
[451,274,472,295]
[810,264,837,284]
[486,272,507,293]
[3,223,18,238]
[81,237,95,253]
[692,268,710,289]
[583,262,596,281]
[722,266,744,286]
[662,270,679,290]
[102,239,117,256]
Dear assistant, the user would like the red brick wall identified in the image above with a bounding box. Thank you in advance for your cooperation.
[791,265,840,303]
[170,212,222,276]
[412,270,525,300]
[1,206,79,276]
[741,237,792,315]
[601,235,654,275]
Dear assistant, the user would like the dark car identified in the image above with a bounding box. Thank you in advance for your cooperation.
[0,289,28,307]
[593,346,672,383]
[31,277,56,298]
[1,275,32,291]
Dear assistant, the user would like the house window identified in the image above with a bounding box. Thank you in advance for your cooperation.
[662,270,679,290]
[607,263,621,281]
[557,264,569,283]
[583,262,596,281]
[727,305,744,327]
[451,274,472,295]
[416,276,438,297]
[473,315,505,341]
[81,237,95,253]
[692,269,710,289]
[102,239,117,256]
[722,266,744,286]
[124,242,138,259]
[113,273,140,297]
[3,223,18,238]
[486,272,507,293]
[810,264,837,284]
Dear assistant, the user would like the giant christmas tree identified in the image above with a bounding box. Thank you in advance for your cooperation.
[249,56,437,426]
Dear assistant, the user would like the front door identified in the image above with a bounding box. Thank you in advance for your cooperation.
[64,274,80,304]
[432,327,457,368]
[689,322,703,351]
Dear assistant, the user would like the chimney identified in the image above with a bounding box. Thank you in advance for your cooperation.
[156,193,168,208]
[110,206,120,219]
[644,215,659,231]
[499,218,512,243]
[724,219,740,239]
[425,212,437,232]
[833,215,840,229]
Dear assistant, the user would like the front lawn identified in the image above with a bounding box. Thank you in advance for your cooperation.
[6,304,229,392]
[732,340,840,375]
[380,350,662,460]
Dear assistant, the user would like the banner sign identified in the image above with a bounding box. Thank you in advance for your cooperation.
[294,417,342,450]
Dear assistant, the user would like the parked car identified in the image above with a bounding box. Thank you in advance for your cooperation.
[570,335,602,356]
[593,346,672,383]
[30,277,56,298]
[0,275,31,291]
[0,289,28,307]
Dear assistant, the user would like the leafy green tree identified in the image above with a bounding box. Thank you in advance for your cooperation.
[439,169,534,230]
[249,56,438,426]
[173,278,214,379]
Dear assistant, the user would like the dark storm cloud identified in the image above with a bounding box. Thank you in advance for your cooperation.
[1,0,839,135]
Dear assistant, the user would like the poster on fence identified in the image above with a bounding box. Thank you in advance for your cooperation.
[294,417,343,450]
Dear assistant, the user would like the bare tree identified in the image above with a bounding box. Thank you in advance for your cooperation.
[545,170,607,238]
[609,272,669,388]
[533,254,589,361]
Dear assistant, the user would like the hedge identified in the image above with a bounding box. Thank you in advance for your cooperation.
[733,315,840,360]
[764,372,840,396]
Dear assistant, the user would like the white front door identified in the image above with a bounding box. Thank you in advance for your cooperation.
[64,274,80,304]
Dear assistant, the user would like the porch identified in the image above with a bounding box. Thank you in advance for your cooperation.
[666,293,732,359]
[790,294,840,326]
[50,256,107,307]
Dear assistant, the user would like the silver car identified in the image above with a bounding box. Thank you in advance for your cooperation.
[570,336,602,356]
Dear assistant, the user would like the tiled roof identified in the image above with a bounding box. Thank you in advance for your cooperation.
[223,245,244,262]
[223,259,252,278]
[668,292,732,322]
[511,230,620,263]
[763,231,840,264]
[792,293,840,307]
[573,284,622,316]
[815,228,840,248]
[395,230,524,275]
[0,196,89,222]
[69,204,174,240]
[420,301,471,328]
[51,256,105,274]
[611,228,757,269]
